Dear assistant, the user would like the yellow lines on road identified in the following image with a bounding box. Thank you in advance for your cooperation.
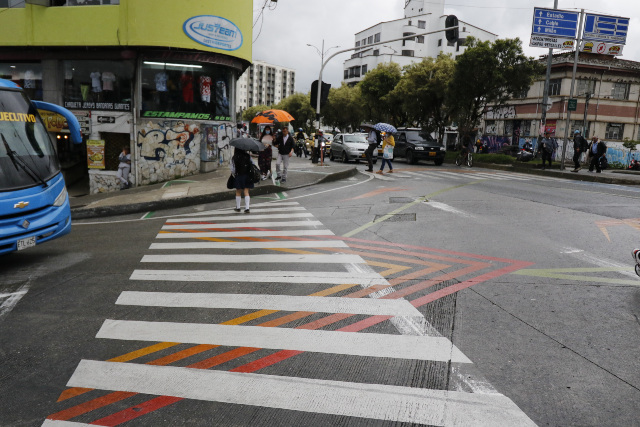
[595,218,640,242]
[512,267,639,286]
[343,181,482,238]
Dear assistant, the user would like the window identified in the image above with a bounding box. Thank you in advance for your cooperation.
[570,120,590,138]
[63,60,133,111]
[362,39,367,46]
[417,36,424,44]
[548,78,562,96]
[605,123,624,140]
[368,35,373,44]
[362,65,368,75]
[522,121,532,136]
[577,79,596,97]
[401,50,414,57]
[140,60,233,121]
[374,33,381,43]
[485,120,497,134]
[373,49,379,56]
[438,39,442,47]
[418,20,426,29]
[504,121,514,137]
[344,70,349,80]
[0,63,43,100]
[514,88,528,99]
[0,0,25,7]
[402,32,414,47]
[611,82,630,100]
[355,41,360,48]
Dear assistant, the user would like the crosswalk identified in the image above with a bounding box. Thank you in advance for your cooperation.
[46,202,536,426]
[372,168,564,183]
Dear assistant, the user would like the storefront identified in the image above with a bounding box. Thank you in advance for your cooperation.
[0,0,252,193]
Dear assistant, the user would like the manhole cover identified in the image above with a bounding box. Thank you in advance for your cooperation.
[374,213,416,222]
[389,197,415,204]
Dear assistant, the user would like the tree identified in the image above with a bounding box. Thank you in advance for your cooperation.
[391,54,455,143]
[322,83,366,133]
[358,62,402,124]
[448,37,544,136]
[274,93,316,133]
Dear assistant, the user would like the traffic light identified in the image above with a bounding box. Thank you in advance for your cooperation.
[310,80,331,109]
[445,15,459,43]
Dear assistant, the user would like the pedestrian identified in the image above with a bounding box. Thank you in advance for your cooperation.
[312,130,326,164]
[274,127,294,183]
[377,131,395,174]
[587,136,606,173]
[231,148,253,213]
[571,129,589,172]
[538,131,557,170]
[117,145,131,189]
[363,124,379,172]
[258,125,273,180]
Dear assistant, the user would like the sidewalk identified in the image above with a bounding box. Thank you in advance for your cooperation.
[69,156,357,219]
[69,156,640,219]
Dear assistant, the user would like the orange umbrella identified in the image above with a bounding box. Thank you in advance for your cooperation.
[251,109,295,124]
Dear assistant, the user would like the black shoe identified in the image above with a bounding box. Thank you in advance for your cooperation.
[244,209,250,213]
[281,179,286,183]
[365,169,373,172]
[234,208,241,212]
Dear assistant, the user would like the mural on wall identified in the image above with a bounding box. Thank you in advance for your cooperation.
[478,136,512,153]
[137,120,202,184]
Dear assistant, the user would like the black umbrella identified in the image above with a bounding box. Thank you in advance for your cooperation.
[229,137,265,152]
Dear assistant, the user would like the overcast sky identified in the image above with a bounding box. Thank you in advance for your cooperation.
[251,0,640,94]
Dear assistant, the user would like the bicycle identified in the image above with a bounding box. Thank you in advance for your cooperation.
[455,150,473,167]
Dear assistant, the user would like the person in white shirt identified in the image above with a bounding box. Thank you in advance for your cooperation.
[117,146,131,189]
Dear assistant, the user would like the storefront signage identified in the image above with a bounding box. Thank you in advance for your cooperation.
[64,101,131,112]
[142,111,231,122]
[73,111,91,135]
[97,116,116,124]
[580,40,624,56]
[87,139,106,169]
[529,35,574,49]
[38,111,66,133]
[184,15,243,51]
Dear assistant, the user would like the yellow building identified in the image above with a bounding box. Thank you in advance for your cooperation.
[0,0,252,192]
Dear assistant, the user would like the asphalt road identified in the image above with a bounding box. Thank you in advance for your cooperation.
[1,161,639,426]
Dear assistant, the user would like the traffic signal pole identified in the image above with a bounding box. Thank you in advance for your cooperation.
[314,22,460,131]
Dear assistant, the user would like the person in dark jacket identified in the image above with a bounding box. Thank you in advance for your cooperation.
[273,127,294,183]
[571,129,589,172]
[538,131,557,170]
[231,148,253,213]
[587,136,607,173]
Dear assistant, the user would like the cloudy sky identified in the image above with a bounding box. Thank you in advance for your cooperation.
[251,0,640,94]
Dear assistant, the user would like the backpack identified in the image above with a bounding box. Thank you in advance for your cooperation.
[250,162,261,184]
[600,156,608,170]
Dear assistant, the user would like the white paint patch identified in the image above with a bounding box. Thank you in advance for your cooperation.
[116,291,422,317]
[141,254,364,264]
[156,230,335,238]
[571,250,638,279]
[130,270,390,286]
[165,213,314,222]
[96,319,469,363]
[0,283,29,321]
[42,420,92,427]
[161,220,323,230]
[561,247,584,254]
[68,360,537,426]
[424,201,474,218]
[149,240,348,250]
[161,188,189,199]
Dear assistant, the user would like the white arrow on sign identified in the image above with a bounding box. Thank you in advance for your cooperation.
[538,26,542,32]
[538,11,543,17]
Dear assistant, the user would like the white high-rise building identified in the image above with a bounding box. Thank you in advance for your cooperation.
[236,60,296,113]
[343,0,497,85]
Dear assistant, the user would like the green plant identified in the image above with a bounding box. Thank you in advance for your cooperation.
[474,153,515,164]
[622,140,639,150]
[608,161,626,170]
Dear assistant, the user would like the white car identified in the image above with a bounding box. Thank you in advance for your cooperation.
[329,133,378,163]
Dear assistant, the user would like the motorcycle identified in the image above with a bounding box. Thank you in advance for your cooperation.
[295,138,307,158]
[633,249,640,278]
[516,148,534,162]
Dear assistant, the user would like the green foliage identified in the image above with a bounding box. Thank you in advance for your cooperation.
[322,83,366,132]
[473,153,515,164]
[622,140,639,150]
[274,93,316,133]
[358,62,402,124]
[448,37,544,134]
[608,161,626,169]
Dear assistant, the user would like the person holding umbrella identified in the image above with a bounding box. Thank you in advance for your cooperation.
[377,131,395,174]
[229,136,264,213]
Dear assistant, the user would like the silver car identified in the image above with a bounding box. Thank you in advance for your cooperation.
[329,133,378,163]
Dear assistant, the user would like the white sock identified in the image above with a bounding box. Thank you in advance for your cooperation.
[245,196,250,210]
[236,196,241,209]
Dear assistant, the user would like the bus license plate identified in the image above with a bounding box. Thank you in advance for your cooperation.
[17,236,36,251]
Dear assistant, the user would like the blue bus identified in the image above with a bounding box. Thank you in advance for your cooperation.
[0,79,82,254]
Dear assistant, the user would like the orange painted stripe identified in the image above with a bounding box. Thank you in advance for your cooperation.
[147,344,219,366]
[108,342,180,363]
[220,310,279,325]
[56,388,93,403]
[257,311,315,327]
[48,391,136,421]
[188,347,261,370]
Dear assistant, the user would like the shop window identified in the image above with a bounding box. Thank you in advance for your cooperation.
[63,60,133,111]
[0,63,42,100]
[611,82,630,100]
[605,123,624,140]
[141,61,233,121]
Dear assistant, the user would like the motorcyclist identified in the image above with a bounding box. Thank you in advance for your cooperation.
[295,128,307,158]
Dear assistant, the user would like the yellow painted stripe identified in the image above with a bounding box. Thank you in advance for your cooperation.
[220,310,279,325]
[309,283,359,296]
[366,260,412,277]
[107,342,180,363]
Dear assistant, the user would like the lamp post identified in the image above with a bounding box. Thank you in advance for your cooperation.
[307,39,339,127]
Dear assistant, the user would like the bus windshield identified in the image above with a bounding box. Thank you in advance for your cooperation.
[0,90,60,191]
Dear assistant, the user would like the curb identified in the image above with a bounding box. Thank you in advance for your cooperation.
[70,166,358,220]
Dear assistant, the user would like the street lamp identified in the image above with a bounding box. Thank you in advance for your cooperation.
[307,40,340,68]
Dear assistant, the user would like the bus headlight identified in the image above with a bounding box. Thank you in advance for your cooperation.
[53,187,68,207]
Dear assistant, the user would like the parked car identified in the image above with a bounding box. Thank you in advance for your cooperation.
[394,128,445,165]
[330,133,378,163]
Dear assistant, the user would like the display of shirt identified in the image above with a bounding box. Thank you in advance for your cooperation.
[181,73,194,103]
[23,70,36,89]
[102,71,116,91]
[199,76,212,97]
[155,72,168,92]
[90,72,102,92]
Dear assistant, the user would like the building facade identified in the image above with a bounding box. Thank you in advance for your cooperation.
[236,60,296,113]
[479,53,640,157]
[342,0,496,85]
[0,0,252,193]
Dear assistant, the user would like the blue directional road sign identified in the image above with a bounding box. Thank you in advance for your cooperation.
[583,13,629,45]
[531,8,580,38]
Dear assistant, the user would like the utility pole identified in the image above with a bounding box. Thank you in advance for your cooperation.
[540,0,559,135]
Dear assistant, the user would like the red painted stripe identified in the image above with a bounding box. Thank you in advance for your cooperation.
[90,396,182,426]
[230,350,303,373]
[47,392,137,421]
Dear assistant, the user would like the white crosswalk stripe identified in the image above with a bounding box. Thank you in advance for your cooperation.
[50,203,536,426]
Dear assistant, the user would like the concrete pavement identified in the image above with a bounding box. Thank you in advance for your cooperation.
[68,155,640,219]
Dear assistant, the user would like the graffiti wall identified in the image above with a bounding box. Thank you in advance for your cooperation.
[137,120,202,185]
[478,136,512,153]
